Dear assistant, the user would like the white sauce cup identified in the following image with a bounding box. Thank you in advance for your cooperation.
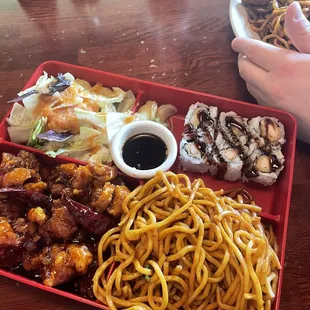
[110,120,177,179]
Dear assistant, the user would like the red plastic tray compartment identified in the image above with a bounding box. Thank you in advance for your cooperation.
[0,61,297,310]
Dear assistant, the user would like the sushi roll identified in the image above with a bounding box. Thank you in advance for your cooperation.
[243,145,284,186]
[218,111,250,150]
[179,139,210,173]
[184,102,218,138]
[213,131,244,182]
[180,103,286,186]
[248,116,285,148]
[180,102,219,174]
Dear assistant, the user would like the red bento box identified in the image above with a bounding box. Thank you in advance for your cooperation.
[0,61,297,310]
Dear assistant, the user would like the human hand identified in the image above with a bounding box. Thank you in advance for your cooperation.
[232,2,310,143]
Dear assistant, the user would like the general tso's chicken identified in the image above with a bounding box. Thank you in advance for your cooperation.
[0,200,24,220]
[71,166,92,190]
[41,206,77,240]
[12,218,37,236]
[86,163,118,188]
[24,182,48,193]
[2,168,41,187]
[0,151,40,173]
[0,217,24,268]
[107,185,130,217]
[22,250,43,271]
[23,243,93,287]
[43,244,92,286]
[11,218,40,252]
[0,217,20,247]
[90,182,115,213]
[27,207,48,226]
[48,164,92,202]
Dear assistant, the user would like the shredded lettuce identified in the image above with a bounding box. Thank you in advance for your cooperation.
[76,146,112,163]
[44,127,108,159]
[74,108,107,129]
[22,93,40,113]
[27,117,47,147]
[45,148,66,158]
[106,112,137,143]
[6,72,142,164]
[117,90,136,113]
[80,85,125,109]
[7,126,32,144]
[7,103,35,127]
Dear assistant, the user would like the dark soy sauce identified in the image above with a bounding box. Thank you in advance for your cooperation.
[122,134,167,170]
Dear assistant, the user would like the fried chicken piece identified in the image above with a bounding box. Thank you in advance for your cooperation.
[48,164,92,202]
[0,216,40,267]
[71,166,92,190]
[24,181,48,192]
[39,244,92,287]
[0,153,16,173]
[3,168,32,187]
[27,207,48,226]
[0,217,19,247]
[42,206,77,240]
[0,200,24,220]
[39,166,51,181]
[59,163,77,178]
[86,163,118,188]
[0,151,40,173]
[50,183,66,197]
[38,225,54,246]
[12,218,37,236]
[107,185,130,217]
[90,182,115,213]
[0,217,25,268]
[23,250,43,271]
[18,151,41,172]
[47,164,77,192]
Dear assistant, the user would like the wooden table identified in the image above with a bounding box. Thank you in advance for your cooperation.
[0,0,309,309]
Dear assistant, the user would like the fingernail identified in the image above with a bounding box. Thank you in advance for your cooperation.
[291,2,304,21]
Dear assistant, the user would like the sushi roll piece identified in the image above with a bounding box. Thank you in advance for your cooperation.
[243,145,284,186]
[248,116,285,147]
[213,131,244,182]
[179,139,210,173]
[184,102,218,137]
[180,102,219,175]
[218,111,250,151]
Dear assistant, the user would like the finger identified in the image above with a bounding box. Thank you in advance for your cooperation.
[238,56,269,92]
[246,84,271,107]
[285,1,310,54]
[232,37,290,71]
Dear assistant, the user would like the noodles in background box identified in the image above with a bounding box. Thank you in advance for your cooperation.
[93,171,281,310]
[242,0,310,50]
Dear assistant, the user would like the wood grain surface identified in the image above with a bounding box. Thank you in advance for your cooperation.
[0,0,309,309]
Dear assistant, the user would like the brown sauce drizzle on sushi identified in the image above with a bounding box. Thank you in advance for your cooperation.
[262,118,282,143]
[184,124,194,135]
[198,110,213,129]
[184,123,213,158]
[186,136,207,158]
[226,117,247,135]
[244,152,281,178]
[221,131,245,160]
[225,116,252,147]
